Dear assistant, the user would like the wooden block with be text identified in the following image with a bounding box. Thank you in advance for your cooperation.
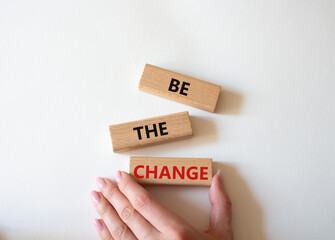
[129,156,212,186]
[139,64,221,112]
[109,111,193,152]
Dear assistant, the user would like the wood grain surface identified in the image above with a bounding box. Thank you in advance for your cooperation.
[129,156,212,186]
[109,111,193,152]
[139,64,221,112]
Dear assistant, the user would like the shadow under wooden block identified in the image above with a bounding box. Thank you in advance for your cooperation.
[118,115,217,155]
[213,162,266,240]
[216,88,244,115]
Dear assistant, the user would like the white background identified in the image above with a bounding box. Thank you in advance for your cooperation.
[1,1,335,239]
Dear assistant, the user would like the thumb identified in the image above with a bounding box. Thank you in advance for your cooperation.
[207,170,233,237]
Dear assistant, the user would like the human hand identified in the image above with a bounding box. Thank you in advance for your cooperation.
[90,170,233,240]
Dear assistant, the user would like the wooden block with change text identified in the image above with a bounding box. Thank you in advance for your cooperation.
[129,156,212,186]
[139,64,221,112]
[109,111,192,152]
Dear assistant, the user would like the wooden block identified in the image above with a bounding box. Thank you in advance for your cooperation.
[129,157,212,186]
[109,111,192,152]
[139,64,221,112]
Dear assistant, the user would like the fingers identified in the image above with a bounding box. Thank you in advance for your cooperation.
[115,171,187,234]
[93,219,114,240]
[207,170,233,237]
[95,177,160,239]
[91,191,137,240]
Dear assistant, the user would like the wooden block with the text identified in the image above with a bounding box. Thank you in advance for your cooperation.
[129,157,212,186]
[109,111,192,152]
[139,64,221,112]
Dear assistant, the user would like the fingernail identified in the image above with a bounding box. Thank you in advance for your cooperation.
[91,191,101,205]
[115,170,122,183]
[96,177,107,191]
[93,219,104,232]
[216,169,223,185]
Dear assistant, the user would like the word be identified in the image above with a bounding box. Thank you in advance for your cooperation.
[168,78,191,96]
[133,122,168,140]
[139,64,221,112]
[134,165,209,180]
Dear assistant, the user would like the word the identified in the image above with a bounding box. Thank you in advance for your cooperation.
[134,165,209,180]
[168,78,191,96]
[133,122,168,140]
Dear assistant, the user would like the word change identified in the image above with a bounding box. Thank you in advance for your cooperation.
[129,157,212,185]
